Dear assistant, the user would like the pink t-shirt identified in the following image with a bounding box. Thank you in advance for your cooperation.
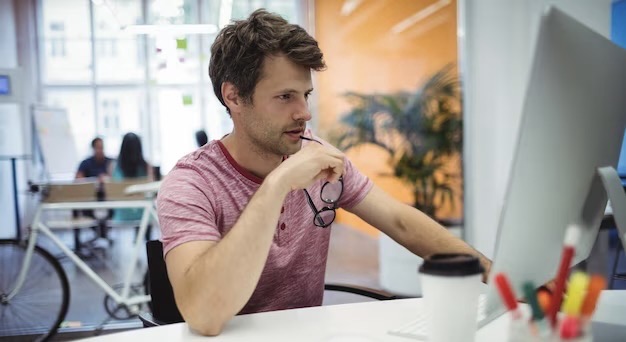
[157,134,373,315]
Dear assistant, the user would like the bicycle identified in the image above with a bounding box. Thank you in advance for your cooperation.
[0,180,160,341]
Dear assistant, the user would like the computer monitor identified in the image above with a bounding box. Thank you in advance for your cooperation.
[480,7,626,325]
[0,75,10,95]
[0,69,20,103]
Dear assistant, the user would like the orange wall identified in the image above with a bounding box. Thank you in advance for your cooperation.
[314,0,461,236]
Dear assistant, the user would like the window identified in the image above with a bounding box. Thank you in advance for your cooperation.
[41,0,92,83]
[44,89,96,160]
[93,0,144,83]
[39,0,304,174]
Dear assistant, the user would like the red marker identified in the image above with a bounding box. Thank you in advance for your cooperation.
[495,273,521,320]
[560,316,580,339]
[548,225,580,327]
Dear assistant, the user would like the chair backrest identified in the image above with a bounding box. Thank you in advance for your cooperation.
[104,179,151,201]
[146,240,184,324]
[42,182,98,203]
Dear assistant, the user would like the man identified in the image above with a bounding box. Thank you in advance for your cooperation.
[157,9,491,336]
[75,137,112,248]
[76,137,112,180]
[195,130,208,147]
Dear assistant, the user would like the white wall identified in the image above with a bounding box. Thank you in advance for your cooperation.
[459,0,613,258]
[0,0,17,68]
[0,0,19,239]
[0,0,38,239]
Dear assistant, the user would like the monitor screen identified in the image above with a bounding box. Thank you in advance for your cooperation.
[618,130,626,177]
[0,75,10,95]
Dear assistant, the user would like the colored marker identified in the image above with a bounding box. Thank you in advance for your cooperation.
[548,225,580,327]
[580,274,606,323]
[560,315,580,339]
[523,282,544,320]
[523,282,551,337]
[561,271,589,316]
[537,289,551,314]
[495,273,521,320]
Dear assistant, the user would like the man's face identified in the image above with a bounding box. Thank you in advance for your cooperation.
[93,140,105,160]
[237,54,313,156]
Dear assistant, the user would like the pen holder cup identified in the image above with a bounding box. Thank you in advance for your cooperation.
[508,320,592,342]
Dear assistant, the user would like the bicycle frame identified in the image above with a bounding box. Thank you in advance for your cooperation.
[8,199,158,312]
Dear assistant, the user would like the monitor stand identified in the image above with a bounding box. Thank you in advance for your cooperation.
[598,166,626,254]
[581,167,626,338]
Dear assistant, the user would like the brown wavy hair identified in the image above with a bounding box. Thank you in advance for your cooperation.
[209,9,326,114]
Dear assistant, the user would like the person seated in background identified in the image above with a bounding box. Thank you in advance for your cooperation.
[110,132,154,223]
[195,130,209,147]
[158,9,492,336]
[74,137,112,250]
[76,137,112,180]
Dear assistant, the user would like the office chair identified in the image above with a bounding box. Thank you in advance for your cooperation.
[140,240,404,327]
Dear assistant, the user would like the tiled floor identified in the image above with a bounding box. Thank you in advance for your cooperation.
[31,222,380,340]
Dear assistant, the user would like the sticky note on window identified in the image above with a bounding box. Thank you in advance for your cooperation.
[182,94,193,106]
[176,38,188,50]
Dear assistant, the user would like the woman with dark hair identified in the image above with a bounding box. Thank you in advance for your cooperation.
[111,132,153,222]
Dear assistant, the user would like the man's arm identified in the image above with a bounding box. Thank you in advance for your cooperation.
[165,177,288,336]
[164,143,345,336]
[75,160,86,179]
[348,185,491,281]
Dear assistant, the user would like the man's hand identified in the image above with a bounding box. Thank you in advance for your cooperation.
[271,142,345,193]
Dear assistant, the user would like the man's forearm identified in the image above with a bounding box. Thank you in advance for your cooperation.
[396,205,492,281]
[180,175,288,334]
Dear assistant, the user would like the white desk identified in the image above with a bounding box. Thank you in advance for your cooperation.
[79,290,626,341]
[81,298,493,341]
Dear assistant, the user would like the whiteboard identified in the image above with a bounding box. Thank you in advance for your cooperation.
[32,106,78,179]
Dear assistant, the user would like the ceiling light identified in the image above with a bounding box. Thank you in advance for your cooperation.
[390,0,451,34]
[341,0,363,16]
[123,24,218,35]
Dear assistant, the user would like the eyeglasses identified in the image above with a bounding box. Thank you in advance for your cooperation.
[300,136,344,228]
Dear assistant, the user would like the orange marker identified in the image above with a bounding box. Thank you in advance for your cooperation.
[537,289,552,314]
[580,275,606,319]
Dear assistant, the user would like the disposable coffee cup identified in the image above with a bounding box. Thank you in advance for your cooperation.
[419,253,484,342]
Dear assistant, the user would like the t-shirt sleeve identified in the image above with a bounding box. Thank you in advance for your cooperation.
[338,156,374,209]
[77,159,89,174]
[157,165,221,256]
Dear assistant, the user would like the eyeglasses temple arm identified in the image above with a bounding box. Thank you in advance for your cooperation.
[303,189,326,226]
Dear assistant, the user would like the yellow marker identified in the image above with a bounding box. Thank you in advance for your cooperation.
[561,271,589,316]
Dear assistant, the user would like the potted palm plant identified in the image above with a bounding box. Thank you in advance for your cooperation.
[334,64,462,220]
[333,64,463,296]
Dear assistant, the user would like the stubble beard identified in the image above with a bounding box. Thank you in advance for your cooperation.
[251,130,302,157]
[243,118,300,158]
[241,108,303,157]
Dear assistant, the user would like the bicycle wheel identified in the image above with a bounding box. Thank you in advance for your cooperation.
[0,239,70,341]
